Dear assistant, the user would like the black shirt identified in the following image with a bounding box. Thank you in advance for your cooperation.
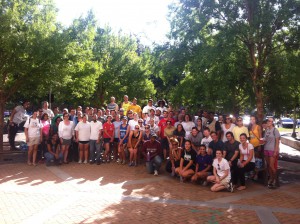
[224,140,240,161]
[181,149,197,167]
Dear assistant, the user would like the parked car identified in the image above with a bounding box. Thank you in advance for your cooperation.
[279,118,294,128]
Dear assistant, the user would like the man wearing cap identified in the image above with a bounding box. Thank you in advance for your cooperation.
[142,99,156,118]
[142,134,163,176]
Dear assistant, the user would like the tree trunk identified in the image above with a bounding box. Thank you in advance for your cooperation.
[0,94,5,151]
[255,86,264,123]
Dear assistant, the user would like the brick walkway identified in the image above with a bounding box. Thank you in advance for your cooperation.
[0,160,299,224]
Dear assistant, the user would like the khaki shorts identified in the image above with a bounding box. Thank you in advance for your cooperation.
[219,176,230,186]
[27,137,40,146]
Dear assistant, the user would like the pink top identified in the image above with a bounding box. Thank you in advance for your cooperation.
[41,120,50,136]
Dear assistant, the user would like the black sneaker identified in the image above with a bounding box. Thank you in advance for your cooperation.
[268,183,273,189]
[227,182,234,192]
[96,161,101,165]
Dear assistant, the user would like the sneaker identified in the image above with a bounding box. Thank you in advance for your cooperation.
[154,170,158,176]
[106,159,110,163]
[96,160,101,165]
[227,182,234,192]
[102,159,106,164]
[78,160,82,164]
[134,161,137,167]
[202,181,208,187]
[122,161,126,165]
[128,162,133,167]
[83,160,88,164]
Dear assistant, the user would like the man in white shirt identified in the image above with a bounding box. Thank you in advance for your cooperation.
[201,127,212,152]
[9,100,30,150]
[142,99,156,118]
[42,101,54,119]
[89,114,103,165]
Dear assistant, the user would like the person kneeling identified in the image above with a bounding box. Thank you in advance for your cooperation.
[175,140,197,182]
[191,144,212,185]
[207,149,233,192]
[142,134,163,176]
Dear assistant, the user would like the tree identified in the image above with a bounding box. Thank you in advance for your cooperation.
[0,0,67,151]
[165,0,298,120]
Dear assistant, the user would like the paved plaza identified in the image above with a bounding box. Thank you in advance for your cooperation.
[0,157,299,224]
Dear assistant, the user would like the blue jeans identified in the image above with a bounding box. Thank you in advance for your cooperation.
[44,152,63,163]
[89,140,102,162]
[146,155,162,174]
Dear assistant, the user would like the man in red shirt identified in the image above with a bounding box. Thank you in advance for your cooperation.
[142,134,162,176]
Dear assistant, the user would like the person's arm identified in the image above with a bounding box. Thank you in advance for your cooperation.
[230,150,239,162]
[25,128,29,142]
[219,169,229,181]
[75,130,79,142]
[9,108,17,124]
[202,164,212,173]
[195,163,199,173]
[274,129,280,157]
[182,160,194,172]
[110,126,114,142]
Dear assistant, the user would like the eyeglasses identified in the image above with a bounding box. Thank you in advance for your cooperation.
[135,128,139,130]
[145,127,149,129]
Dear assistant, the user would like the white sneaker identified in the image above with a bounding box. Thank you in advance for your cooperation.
[84,160,88,164]
[154,170,158,176]
[78,160,82,164]
[202,181,208,186]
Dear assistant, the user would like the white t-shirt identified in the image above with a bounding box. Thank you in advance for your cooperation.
[128,119,139,131]
[221,123,236,142]
[90,121,103,140]
[239,143,255,163]
[142,105,156,114]
[145,116,160,125]
[43,108,54,119]
[12,105,27,124]
[75,121,91,141]
[182,121,195,138]
[201,136,212,151]
[58,121,74,140]
[212,158,231,179]
[24,118,42,138]
[156,106,167,114]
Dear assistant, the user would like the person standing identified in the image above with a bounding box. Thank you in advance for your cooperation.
[75,114,91,164]
[142,99,156,118]
[107,96,119,112]
[42,101,54,120]
[24,109,43,166]
[127,98,142,118]
[89,114,103,165]
[232,117,249,142]
[264,118,280,188]
[121,95,131,116]
[8,100,30,150]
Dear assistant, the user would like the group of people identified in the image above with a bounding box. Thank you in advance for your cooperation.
[8,96,281,191]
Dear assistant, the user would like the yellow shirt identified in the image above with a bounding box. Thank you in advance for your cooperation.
[122,102,131,115]
[249,125,260,147]
[127,104,142,116]
[232,126,249,142]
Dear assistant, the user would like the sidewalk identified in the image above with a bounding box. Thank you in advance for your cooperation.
[0,160,299,224]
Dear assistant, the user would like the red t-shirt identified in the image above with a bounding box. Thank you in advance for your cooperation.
[103,122,114,138]
[158,118,168,138]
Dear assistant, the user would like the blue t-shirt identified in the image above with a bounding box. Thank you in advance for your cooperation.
[195,154,213,172]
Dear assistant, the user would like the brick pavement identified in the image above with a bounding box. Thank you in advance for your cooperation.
[0,161,299,224]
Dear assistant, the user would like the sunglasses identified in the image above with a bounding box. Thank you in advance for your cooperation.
[217,164,221,170]
[135,128,140,130]
[145,127,149,129]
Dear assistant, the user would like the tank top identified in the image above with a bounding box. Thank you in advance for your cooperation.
[249,125,260,147]
[107,103,117,111]
[120,124,128,139]
[122,102,131,115]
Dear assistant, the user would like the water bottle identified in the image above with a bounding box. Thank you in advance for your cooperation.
[146,152,150,162]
